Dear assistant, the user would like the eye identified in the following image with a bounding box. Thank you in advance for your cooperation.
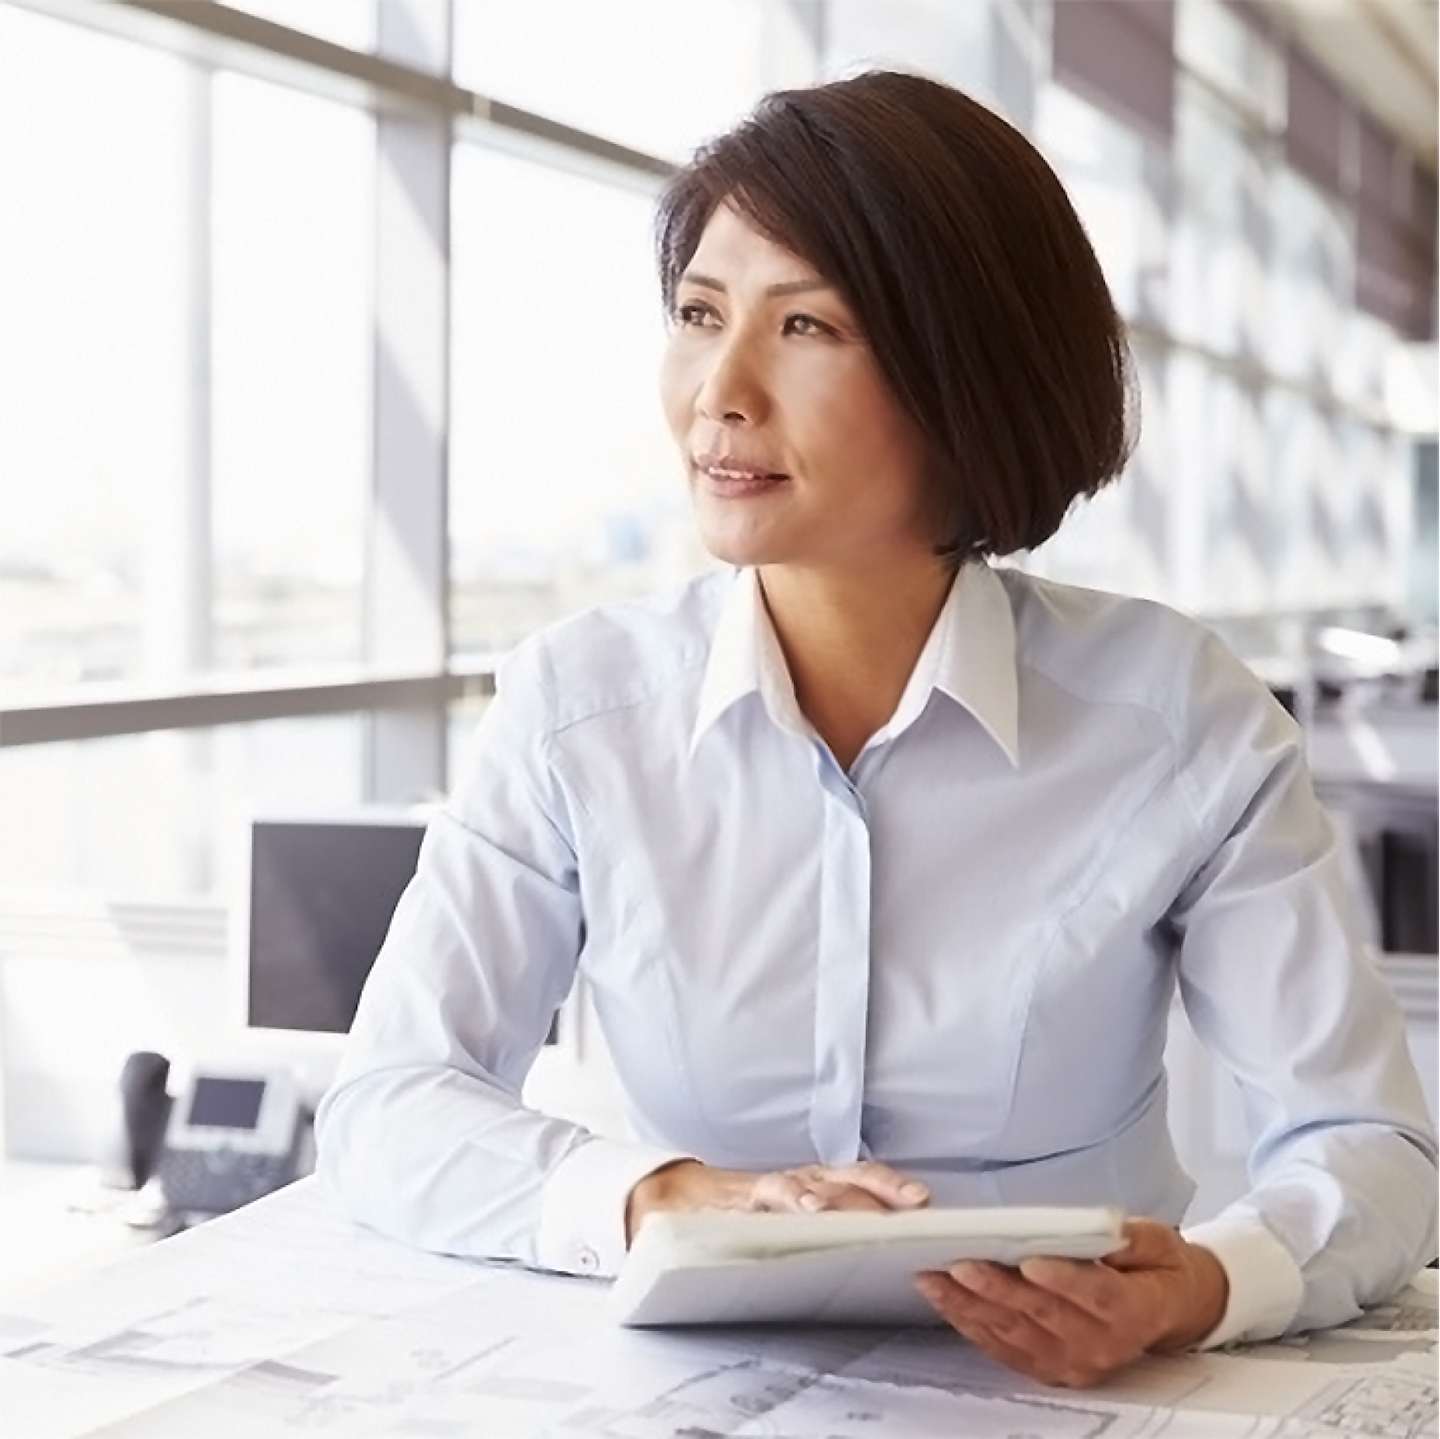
[783,313,832,338]
[674,300,719,329]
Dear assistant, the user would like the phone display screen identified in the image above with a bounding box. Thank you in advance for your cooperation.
[187,1076,266,1130]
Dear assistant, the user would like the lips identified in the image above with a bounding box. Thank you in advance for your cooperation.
[694,453,788,481]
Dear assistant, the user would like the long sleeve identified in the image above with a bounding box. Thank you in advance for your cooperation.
[313,642,690,1277]
[1167,634,1437,1344]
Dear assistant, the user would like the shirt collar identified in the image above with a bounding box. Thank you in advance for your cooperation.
[690,563,1020,768]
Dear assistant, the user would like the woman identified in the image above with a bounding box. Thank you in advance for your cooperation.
[316,71,1436,1388]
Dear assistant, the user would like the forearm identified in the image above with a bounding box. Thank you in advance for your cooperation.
[1185,1123,1438,1345]
[316,1063,687,1275]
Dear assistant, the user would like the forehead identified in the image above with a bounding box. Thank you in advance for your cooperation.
[686,202,817,285]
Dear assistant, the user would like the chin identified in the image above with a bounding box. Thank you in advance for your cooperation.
[695,527,792,569]
[689,486,810,568]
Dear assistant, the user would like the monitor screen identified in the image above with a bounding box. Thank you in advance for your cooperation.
[247,819,424,1035]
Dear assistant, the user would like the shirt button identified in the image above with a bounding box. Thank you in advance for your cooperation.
[576,1245,599,1274]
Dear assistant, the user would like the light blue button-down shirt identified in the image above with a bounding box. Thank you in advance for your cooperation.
[317,562,1437,1344]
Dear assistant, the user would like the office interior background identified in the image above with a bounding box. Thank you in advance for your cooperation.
[0,0,1436,1294]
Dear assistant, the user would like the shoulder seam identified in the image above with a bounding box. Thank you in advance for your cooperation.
[540,648,710,737]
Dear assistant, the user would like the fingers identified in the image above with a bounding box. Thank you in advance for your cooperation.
[1100,1217,1186,1272]
[747,1170,818,1212]
[944,1260,1111,1346]
[748,1162,929,1214]
[914,1273,1109,1389]
[748,1171,891,1213]
[804,1179,890,1212]
[916,1219,1196,1388]
[1015,1255,1132,1326]
[813,1161,930,1209]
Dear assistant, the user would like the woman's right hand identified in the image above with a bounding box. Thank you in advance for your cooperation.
[625,1158,930,1246]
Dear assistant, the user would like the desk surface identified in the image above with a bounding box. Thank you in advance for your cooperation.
[1,1178,1435,1439]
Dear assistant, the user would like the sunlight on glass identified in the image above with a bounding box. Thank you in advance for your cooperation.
[224,0,376,53]
[1170,79,1268,359]
[824,0,993,105]
[211,72,374,670]
[0,718,363,897]
[449,143,708,655]
[453,0,817,162]
[0,8,189,691]
[1035,82,1168,324]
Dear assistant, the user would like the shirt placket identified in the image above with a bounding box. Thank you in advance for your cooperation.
[807,744,873,1166]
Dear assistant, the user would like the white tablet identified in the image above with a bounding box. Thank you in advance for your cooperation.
[611,1205,1127,1328]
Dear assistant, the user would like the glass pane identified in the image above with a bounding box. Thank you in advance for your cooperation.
[1175,0,1284,129]
[825,0,991,93]
[452,0,818,162]
[1335,309,1397,413]
[1035,82,1170,327]
[447,692,493,787]
[823,0,1042,130]
[1267,167,1350,389]
[1267,392,1342,611]
[1170,79,1268,361]
[1024,341,1172,604]
[1201,375,1272,612]
[449,143,710,656]
[0,9,190,693]
[0,716,364,899]
[211,73,374,671]
[224,0,376,52]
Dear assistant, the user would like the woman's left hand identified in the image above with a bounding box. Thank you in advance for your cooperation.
[914,1218,1229,1389]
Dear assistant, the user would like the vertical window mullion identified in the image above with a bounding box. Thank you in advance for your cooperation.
[364,0,452,803]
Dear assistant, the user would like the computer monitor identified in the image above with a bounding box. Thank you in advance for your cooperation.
[232,808,561,1078]
[241,811,427,1038]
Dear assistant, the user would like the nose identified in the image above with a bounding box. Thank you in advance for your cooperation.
[694,330,768,427]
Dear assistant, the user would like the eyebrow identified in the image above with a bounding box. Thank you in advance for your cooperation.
[680,271,834,299]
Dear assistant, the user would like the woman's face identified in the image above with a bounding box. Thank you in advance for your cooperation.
[659,203,936,572]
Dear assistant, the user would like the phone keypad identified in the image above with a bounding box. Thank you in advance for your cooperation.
[158,1147,293,1215]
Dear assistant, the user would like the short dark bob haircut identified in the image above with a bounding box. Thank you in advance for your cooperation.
[655,70,1136,563]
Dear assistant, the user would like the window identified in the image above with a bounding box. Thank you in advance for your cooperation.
[453,0,818,162]
[1267,168,1350,389]
[1266,391,1341,611]
[1174,0,1284,131]
[449,142,709,657]
[1035,82,1170,327]
[447,692,492,790]
[824,0,1040,130]
[1170,78,1269,361]
[0,716,364,899]
[1028,341,1174,605]
[211,73,374,672]
[0,9,191,692]
[825,0,992,95]
[223,0,377,53]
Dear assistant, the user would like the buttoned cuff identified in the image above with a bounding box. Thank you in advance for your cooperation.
[1181,1207,1305,1348]
[536,1137,694,1278]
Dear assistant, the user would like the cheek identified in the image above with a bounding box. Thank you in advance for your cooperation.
[798,372,926,502]
[657,345,694,440]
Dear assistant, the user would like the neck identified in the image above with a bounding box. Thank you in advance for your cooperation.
[758,555,958,764]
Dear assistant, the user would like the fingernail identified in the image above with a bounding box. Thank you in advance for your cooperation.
[950,1260,981,1285]
[901,1182,928,1201]
[799,1192,824,1211]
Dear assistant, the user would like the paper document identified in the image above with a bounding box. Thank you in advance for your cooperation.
[611,1204,1126,1327]
[1,1184,1433,1439]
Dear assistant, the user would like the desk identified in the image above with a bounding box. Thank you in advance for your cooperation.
[1,1179,1435,1438]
